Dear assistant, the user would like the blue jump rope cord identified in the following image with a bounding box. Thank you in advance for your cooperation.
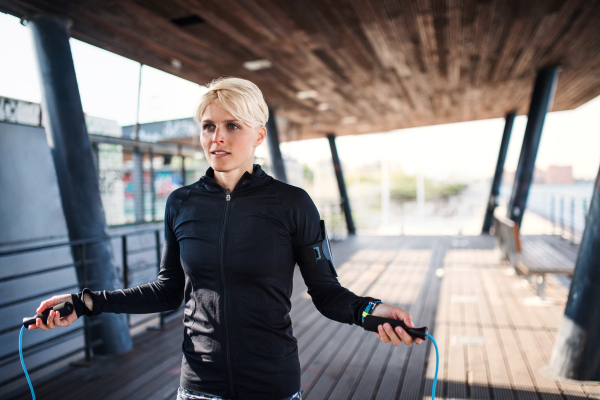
[19,326,36,400]
[18,325,438,400]
[427,332,439,400]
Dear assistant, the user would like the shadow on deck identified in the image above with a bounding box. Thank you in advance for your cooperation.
[9,235,600,400]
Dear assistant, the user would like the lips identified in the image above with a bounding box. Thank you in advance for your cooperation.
[211,151,230,158]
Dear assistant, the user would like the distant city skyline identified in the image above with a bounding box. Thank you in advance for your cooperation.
[2,13,599,182]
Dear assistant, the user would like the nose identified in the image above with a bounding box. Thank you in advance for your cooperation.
[213,127,225,144]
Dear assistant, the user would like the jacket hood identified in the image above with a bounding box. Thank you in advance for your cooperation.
[198,164,272,194]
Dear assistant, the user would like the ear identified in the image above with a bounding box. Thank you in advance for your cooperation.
[255,126,267,147]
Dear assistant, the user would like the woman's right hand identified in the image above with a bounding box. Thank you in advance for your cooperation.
[29,294,79,331]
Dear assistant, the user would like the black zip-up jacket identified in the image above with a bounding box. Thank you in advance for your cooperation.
[74,164,380,399]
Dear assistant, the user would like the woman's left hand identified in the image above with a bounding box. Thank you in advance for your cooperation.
[370,303,423,346]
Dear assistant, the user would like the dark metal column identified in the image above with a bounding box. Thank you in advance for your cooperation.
[549,163,600,380]
[265,107,287,183]
[482,112,516,233]
[91,142,100,180]
[28,16,132,355]
[133,147,144,222]
[507,67,559,227]
[181,155,187,186]
[149,148,156,221]
[327,133,356,235]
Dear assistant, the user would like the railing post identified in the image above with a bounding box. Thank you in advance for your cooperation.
[81,243,92,363]
[155,229,161,272]
[550,195,555,234]
[133,146,145,222]
[150,148,156,222]
[155,230,164,329]
[560,197,565,236]
[122,236,129,289]
[122,235,130,327]
[181,155,186,186]
[571,198,576,244]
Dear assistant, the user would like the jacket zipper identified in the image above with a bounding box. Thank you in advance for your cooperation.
[219,188,235,398]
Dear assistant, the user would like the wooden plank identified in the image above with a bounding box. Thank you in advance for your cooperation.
[397,239,448,400]
[484,279,539,399]
[350,249,431,399]
[464,268,492,400]
[300,322,355,394]
[374,243,437,400]
[11,236,600,400]
[446,261,469,399]
[499,266,567,400]
[303,325,364,399]
[300,244,404,396]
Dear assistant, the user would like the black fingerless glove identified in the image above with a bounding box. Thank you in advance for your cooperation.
[71,288,95,318]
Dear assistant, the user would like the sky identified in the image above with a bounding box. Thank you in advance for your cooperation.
[2,12,599,182]
[281,102,600,181]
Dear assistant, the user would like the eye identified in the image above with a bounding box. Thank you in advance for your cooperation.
[228,123,240,130]
[202,124,215,131]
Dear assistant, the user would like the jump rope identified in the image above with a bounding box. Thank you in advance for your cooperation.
[19,303,439,400]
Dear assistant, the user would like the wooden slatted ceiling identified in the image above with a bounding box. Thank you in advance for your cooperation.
[2,0,600,142]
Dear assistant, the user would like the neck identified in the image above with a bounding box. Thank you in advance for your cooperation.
[213,160,254,192]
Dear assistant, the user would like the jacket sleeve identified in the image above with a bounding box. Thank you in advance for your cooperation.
[290,189,380,327]
[71,190,186,317]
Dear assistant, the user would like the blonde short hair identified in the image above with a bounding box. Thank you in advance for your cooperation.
[193,77,269,128]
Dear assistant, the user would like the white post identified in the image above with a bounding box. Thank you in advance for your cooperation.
[417,172,425,217]
[381,160,390,230]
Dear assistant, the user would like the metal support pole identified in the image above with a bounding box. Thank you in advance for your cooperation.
[122,236,129,289]
[571,198,576,243]
[549,163,600,380]
[561,197,565,236]
[507,67,559,227]
[155,229,162,274]
[91,142,100,180]
[122,235,130,327]
[81,243,92,362]
[482,112,516,234]
[28,16,132,355]
[150,149,156,221]
[181,155,186,186]
[133,147,144,222]
[551,196,556,234]
[265,107,287,183]
[326,133,356,235]
[155,230,164,329]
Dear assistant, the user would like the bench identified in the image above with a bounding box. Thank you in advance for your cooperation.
[493,215,575,300]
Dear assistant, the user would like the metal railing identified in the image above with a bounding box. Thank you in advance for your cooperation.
[316,198,347,241]
[0,227,180,388]
[527,193,590,244]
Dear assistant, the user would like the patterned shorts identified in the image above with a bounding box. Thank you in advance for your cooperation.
[176,387,302,400]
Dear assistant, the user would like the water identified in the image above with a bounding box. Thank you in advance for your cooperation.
[499,182,595,200]
[499,182,595,234]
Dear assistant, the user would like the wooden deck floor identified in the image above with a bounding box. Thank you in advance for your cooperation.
[9,235,600,400]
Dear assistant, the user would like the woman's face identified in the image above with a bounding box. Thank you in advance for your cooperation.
[200,102,266,174]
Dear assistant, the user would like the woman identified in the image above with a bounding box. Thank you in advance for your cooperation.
[31,77,423,400]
